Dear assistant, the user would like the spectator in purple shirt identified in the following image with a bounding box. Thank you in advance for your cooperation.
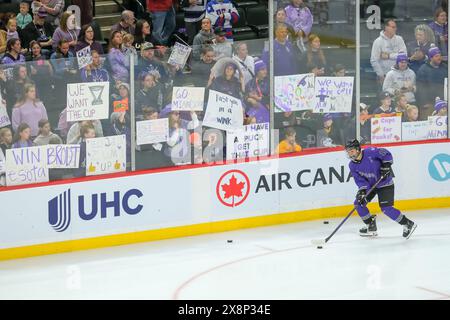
[0,38,26,65]
[429,8,448,60]
[52,11,80,53]
[81,50,110,82]
[245,59,269,124]
[108,30,130,82]
[284,0,313,44]
[11,122,35,148]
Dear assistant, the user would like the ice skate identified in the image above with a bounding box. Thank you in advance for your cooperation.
[359,215,378,237]
[403,220,417,239]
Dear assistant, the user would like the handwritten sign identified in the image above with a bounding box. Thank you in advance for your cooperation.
[66,81,110,121]
[0,92,11,128]
[171,87,205,111]
[113,99,129,113]
[226,122,270,160]
[401,121,429,141]
[76,46,92,69]
[46,144,80,169]
[168,42,192,69]
[371,116,402,144]
[86,135,126,176]
[203,90,244,132]
[274,73,315,112]
[427,116,448,140]
[136,118,169,145]
[5,146,49,186]
[313,77,354,113]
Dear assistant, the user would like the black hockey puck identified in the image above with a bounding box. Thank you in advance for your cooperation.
[323,221,329,224]
[317,246,323,249]
[227,240,233,243]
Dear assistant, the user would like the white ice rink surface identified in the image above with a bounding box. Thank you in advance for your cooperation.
[1,208,450,300]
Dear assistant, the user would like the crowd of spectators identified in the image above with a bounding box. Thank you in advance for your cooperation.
[0,0,449,186]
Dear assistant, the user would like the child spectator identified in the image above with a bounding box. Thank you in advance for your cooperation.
[122,32,138,65]
[12,83,48,137]
[6,19,20,42]
[0,127,13,156]
[17,2,33,30]
[373,91,395,115]
[382,52,416,103]
[306,33,327,76]
[407,24,435,73]
[432,98,448,116]
[33,118,62,145]
[181,0,207,45]
[11,122,34,148]
[285,0,313,46]
[75,24,104,54]
[405,104,419,122]
[394,94,410,121]
[67,120,103,144]
[1,38,26,65]
[81,50,110,82]
[233,42,255,87]
[206,0,239,41]
[316,113,343,147]
[429,8,448,61]
[75,122,96,177]
[192,17,215,60]
[276,127,302,154]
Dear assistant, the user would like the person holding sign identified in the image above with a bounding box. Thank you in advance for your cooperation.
[80,50,110,83]
[432,98,448,116]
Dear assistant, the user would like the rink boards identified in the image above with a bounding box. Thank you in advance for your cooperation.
[0,140,449,260]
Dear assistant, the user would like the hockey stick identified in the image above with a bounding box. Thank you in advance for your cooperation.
[311,172,389,247]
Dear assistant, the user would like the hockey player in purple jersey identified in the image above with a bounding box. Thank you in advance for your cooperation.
[345,139,417,239]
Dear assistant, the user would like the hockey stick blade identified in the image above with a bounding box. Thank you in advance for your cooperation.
[311,239,326,246]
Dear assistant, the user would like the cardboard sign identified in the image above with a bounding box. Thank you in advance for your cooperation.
[76,46,93,69]
[203,90,244,132]
[86,135,127,176]
[371,116,402,144]
[171,87,205,111]
[226,122,270,160]
[274,73,315,112]
[0,92,11,128]
[427,116,448,140]
[5,146,49,186]
[168,42,192,69]
[313,77,354,113]
[401,121,429,142]
[66,81,110,121]
[46,144,80,169]
[113,99,129,113]
[136,118,169,145]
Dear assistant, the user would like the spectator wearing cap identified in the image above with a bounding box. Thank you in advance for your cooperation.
[373,92,395,115]
[208,61,244,99]
[407,24,436,73]
[316,113,343,147]
[137,42,168,84]
[206,0,239,41]
[111,10,136,36]
[429,8,448,61]
[416,46,448,117]
[432,98,448,116]
[192,18,215,60]
[191,46,216,87]
[33,0,64,27]
[233,42,255,87]
[285,0,313,44]
[245,59,269,124]
[382,52,416,103]
[262,23,300,76]
[146,0,176,46]
[276,127,302,154]
[370,19,407,86]
[20,6,54,51]
[212,27,232,60]
[108,30,129,83]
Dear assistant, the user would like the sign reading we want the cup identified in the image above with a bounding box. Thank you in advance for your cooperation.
[66,81,110,122]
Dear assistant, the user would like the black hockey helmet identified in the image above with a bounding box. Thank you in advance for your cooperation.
[345,139,361,151]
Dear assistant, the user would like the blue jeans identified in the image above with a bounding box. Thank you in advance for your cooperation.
[150,6,176,46]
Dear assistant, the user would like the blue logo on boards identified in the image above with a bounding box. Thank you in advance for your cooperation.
[48,189,144,232]
[428,154,450,182]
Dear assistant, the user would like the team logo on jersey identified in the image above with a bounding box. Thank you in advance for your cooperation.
[428,154,450,181]
[216,170,250,207]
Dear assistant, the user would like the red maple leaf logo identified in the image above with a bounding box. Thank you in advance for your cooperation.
[221,175,246,207]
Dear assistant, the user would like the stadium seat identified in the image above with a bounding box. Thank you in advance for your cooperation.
[233,7,258,41]
[0,3,20,13]
[246,5,269,38]
[233,0,260,9]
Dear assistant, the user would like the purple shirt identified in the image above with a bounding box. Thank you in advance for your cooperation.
[284,4,313,36]
[12,100,48,137]
[349,147,394,191]
[108,47,130,82]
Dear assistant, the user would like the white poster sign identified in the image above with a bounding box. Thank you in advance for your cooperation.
[5,146,49,186]
[76,46,92,69]
[313,77,354,113]
[171,87,205,111]
[226,122,270,160]
[401,121,429,141]
[46,145,81,169]
[86,135,126,176]
[66,81,110,122]
[274,73,315,112]
[0,92,11,128]
[427,116,448,140]
[203,90,244,131]
[371,116,402,144]
[136,119,169,145]
[168,42,192,69]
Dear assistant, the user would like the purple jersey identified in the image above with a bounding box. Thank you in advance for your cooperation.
[349,147,394,191]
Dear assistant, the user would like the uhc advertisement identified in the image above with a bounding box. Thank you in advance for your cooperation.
[0,142,449,255]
